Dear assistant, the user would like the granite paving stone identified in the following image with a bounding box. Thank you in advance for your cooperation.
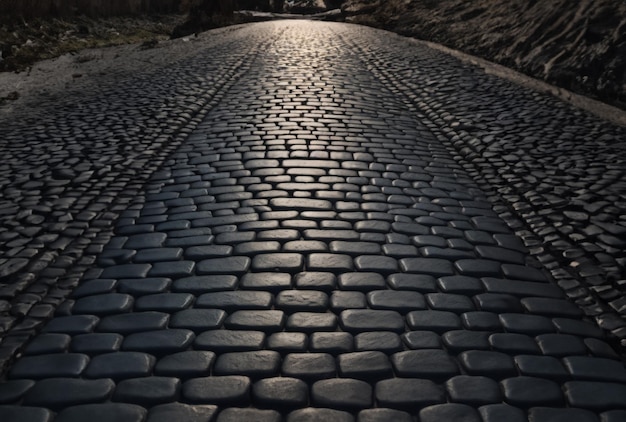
[182,375,251,405]
[22,378,115,409]
[527,407,600,422]
[564,381,626,409]
[213,351,281,378]
[121,329,195,355]
[445,375,502,405]
[286,408,354,422]
[216,408,282,422]
[240,272,292,292]
[225,310,285,333]
[0,380,35,404]
[252,377,309,408]
[96,311,169,334]
[196,291,273,310]
[146,403,218,422]
[419,403,482,422]
[391,349,459,379]
[514,355,570,380]
[134,293,194,312]
[172,274,237,293]
[0,406,53,422]
[71,293,134,316]
[338,273,386,292]
[22,333,71,355]
[282,353,336,380]
[501,376,565,407]
[154,351,215,378]
[82,352,155,380]
[117,278,172,296]
[54,403,148,422]
[310,332,354,354]
[478,404,527,422]
[194,330,265,352]
[9,353,89,379]
[310,378,372,410]
[112,377,180,406]
[375,378,445,409]
[357,408,413,422]
[1,19,625,421]
[287,312,338,333]
[340,309,404,333]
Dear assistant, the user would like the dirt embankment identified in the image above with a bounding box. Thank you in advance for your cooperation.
[0,14,185,73]
[343,0,626,110]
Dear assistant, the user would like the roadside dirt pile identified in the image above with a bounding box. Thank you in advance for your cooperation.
[343,0,626,109]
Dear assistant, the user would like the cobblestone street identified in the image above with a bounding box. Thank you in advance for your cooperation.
[1,21,625,421]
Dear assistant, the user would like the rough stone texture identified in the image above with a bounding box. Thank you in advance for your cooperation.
[0,20,625,421]
[342,0,626,110]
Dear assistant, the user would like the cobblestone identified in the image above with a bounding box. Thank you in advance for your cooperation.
[0,19,624,421]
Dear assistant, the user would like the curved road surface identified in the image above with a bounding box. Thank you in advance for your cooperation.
[1,21,625,421]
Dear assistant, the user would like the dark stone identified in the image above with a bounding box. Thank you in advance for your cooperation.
[183,376,251,405]
[195,330,265,352]
[478,404,526,422]
[147,403,218,422]
[72,293,134,316]
[338,272,386,291]
[55,403,147,422]
[528,407,599,422]
[310,332,354,354]
[406,310,461,333]
[0,406,53,422]
[23,333,71,355]
[155,351,215,378]
[375,378,445,409]
[357,409,412,422]
[252,377,309,408]
[564,381,626,409]
[97,312,169,334]
[340,309,404,333]
[83,352,155,380]
[113,377,180,406]
[458,350,517,379]
[9,354,89,380]
[287,312,337,333]
[196,291,273,311]
[562,356,626,383]
[23,378,115,409]
[134,293,194,312]
[445,375,502,405]
[354,332,402,353]
[266,332,308,353]
[311,378,372,409]
[240,272,292,293]
[216,408,281,422]
[419,403,481,422]
[214,351,281,378]
[501,376,564,406]
[286,408,354,422]
[225,310,285,333]
[122,329,195,355]
[391,350,459,380]
[169,309,226,332]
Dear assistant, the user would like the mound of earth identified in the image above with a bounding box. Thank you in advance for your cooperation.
[343,0,626,110]
[0,14,185,73]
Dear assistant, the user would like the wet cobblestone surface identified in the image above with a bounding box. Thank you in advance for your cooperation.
[0,21,625,421]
